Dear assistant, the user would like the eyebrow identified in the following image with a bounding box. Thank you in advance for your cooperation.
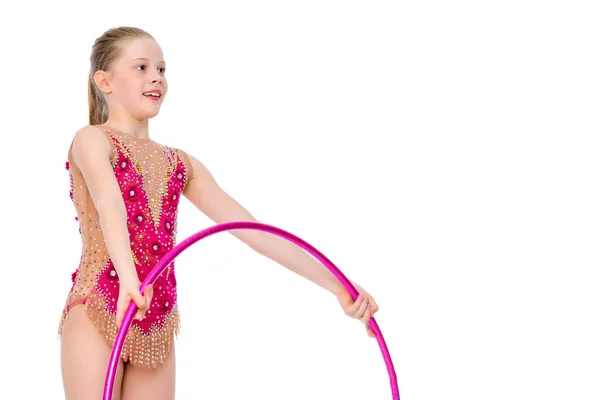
[133,57,166,64]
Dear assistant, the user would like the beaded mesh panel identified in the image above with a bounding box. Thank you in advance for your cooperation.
[58,126,193,368]
[112,133,178,228]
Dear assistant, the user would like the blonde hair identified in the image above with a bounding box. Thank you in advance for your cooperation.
[88,26,154,125]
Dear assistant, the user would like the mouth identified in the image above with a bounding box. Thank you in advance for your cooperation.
[143,91,162,101]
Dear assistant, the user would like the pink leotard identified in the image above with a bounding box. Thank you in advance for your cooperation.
[58,126,193,368]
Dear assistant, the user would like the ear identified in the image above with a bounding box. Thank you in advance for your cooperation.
[93,70,112,94]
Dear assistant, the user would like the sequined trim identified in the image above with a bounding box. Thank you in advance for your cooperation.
[59,290,180,368]
[177,148,192,190]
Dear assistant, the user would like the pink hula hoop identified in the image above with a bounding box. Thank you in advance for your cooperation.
[103,221,400,399]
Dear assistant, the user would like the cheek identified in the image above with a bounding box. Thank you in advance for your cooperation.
[116,77,143,102]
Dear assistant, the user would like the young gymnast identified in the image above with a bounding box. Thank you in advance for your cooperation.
[58,26,380,400]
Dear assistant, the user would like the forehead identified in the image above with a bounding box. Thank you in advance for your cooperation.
[119,37,165,63]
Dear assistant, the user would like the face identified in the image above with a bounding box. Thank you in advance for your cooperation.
[97,37,168,121]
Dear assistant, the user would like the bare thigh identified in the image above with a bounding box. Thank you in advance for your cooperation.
[121,339,176,400]
[61,305,125,400]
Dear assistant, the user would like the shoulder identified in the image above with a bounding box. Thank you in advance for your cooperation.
[173,150,217,185]
[177,151,219,187]
[73,124,112,141]
[71,125,110,146]
[174,148,196,180]
[175,149,209,172]
[70,125,115,165]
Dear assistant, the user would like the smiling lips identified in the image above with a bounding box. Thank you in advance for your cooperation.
[143,90,162,101]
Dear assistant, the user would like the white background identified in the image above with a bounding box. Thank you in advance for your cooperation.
[1,1,598,399]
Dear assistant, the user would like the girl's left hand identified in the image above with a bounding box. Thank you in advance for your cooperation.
[336,281,379,338]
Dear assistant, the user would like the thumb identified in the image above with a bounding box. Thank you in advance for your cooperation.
[366,324,376,337]
[143,284,154,298]
[336,288,351,303]
[130,290,146,310]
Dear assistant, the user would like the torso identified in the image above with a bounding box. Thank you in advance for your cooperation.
[58,126,192,368]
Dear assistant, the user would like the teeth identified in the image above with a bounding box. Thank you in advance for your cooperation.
[144,92,160,97]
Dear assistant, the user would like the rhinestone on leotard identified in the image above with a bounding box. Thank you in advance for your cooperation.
[58,127,193,369]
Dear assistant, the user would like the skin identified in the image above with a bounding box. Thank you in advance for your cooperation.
[61,36,379,400]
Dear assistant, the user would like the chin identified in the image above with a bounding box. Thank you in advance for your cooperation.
[146,110,161,119]
[133,108,161,120]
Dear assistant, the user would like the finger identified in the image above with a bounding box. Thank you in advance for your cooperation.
[129,292,147,320]
[370,306,378,318]
[360,304,371,324]
[135,304,147,320]
[143,284,152,296]
[370,296,379,312]
[346,293,362,316]
[344,293,361,316]
[141,292,152,318]
[131,291,146,310]
[144,284,154,301]
[353,295,369,319]
[139,285,153,319]
[369,296,379,315]
[147,285,154,306]
[143,294,151,313]
[141,297,150,318]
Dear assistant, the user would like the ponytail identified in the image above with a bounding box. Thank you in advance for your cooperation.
[88,74,107,125]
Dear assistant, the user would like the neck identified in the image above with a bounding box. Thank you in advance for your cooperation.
[102,117,150,140]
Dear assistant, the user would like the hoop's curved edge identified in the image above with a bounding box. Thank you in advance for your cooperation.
[103,221,400,400]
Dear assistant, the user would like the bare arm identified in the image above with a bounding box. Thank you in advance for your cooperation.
[182,153,345,297]
[71,126,138,283]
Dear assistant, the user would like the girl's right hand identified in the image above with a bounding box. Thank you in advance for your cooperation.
[115,274,154,328]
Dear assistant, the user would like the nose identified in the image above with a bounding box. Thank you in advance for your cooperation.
[151,71,163,84]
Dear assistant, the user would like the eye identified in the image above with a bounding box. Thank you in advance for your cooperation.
[136,64,146,71]
[159,67,166,74]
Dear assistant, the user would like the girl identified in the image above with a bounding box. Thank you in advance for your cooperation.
[59,26,380,400]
